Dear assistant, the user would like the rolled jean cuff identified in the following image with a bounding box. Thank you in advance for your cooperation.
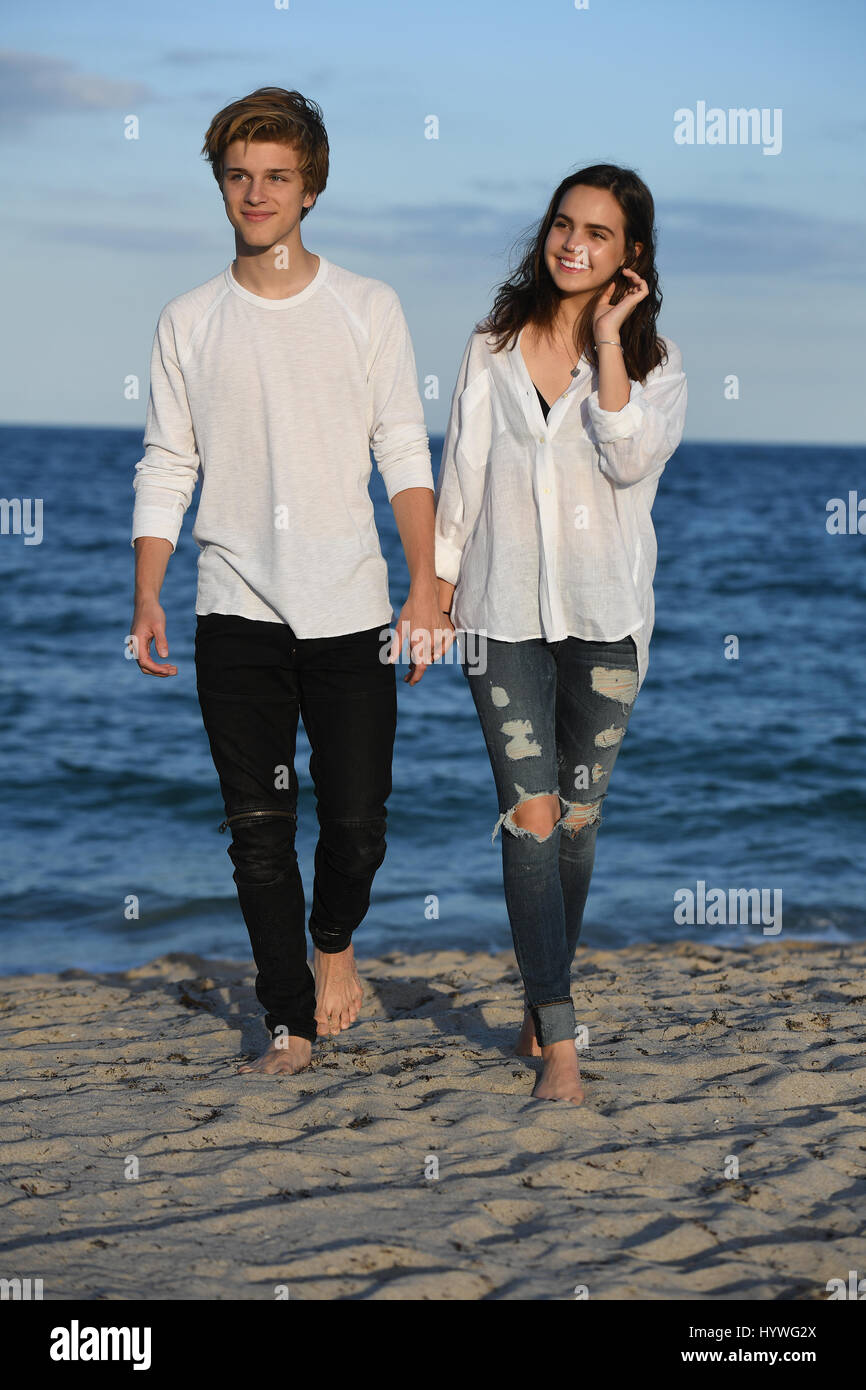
[530,998,575,1047]
[309,927,354,954]
[265,1016,317,1044]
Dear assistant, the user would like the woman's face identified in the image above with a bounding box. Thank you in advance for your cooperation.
[544,184,639,297]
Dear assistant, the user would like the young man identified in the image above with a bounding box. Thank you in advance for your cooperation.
[130,87,449,1076]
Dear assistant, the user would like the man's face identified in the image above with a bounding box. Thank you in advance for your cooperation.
[220,139,315,249]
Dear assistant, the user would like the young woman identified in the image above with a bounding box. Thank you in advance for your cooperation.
[434,165,687,1104]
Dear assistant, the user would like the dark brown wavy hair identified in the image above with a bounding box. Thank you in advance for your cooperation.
[479,164,667,383]
[201,87,329,221]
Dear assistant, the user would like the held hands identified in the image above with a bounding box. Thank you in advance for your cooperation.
[390,593,456,686]
[592,266,649,343]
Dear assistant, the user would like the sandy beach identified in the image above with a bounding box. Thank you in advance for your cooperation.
[1,940,864,1301]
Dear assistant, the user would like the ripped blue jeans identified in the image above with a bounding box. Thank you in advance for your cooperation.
[462,632,639,1046]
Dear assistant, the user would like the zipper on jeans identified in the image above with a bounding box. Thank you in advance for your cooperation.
[218,809,296,833]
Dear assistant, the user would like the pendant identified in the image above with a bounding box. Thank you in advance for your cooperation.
[570,365,580,378]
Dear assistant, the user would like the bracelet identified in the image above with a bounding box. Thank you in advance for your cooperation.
[596,339,623,349]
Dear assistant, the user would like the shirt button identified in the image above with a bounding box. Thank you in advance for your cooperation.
[543,487,551,495]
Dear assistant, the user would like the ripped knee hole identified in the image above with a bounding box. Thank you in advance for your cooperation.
[560,801,602,835]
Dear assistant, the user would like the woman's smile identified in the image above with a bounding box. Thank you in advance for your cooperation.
[556,250,591,274]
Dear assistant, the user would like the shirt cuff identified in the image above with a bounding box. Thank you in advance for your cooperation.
[435,536,463,585]
[587,387,645,443]
[130,509,182,552]
[381,456,435,502]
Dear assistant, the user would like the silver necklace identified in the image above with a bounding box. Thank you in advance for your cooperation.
[553,319,581,378]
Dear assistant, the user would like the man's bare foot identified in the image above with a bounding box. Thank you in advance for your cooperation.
[237,1035,312,1075]
[515,1008,543,1058]
[314,944,363,1036]
[531,1038,585,1104]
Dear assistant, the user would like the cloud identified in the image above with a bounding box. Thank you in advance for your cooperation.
[0,50,152,122]
[315,199,535,263]
[815,117,866,143]
[161,50,336,92]
[18,222,221,254]
[470,177,551,197]
[162,49,258,66]
[656,198,860,278]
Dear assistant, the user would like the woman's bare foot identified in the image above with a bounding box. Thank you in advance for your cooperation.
[314,944,363,1036]
[514,1008,543,1057]
[237,1035,312,1075]
[532,1038,585,1104]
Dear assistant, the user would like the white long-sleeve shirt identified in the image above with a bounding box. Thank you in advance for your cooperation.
[434,328,687,689]
[131,255,433,638]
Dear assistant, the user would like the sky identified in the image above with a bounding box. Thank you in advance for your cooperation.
[2,0,864,442]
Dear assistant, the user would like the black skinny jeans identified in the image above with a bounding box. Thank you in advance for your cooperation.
[194,613,396,1042]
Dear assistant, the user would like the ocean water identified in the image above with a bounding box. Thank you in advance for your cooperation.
[0,425,864,975]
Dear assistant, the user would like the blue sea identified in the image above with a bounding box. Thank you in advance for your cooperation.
[1,425,864,974]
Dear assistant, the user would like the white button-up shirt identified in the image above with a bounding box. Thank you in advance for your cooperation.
[434,328,687,689]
